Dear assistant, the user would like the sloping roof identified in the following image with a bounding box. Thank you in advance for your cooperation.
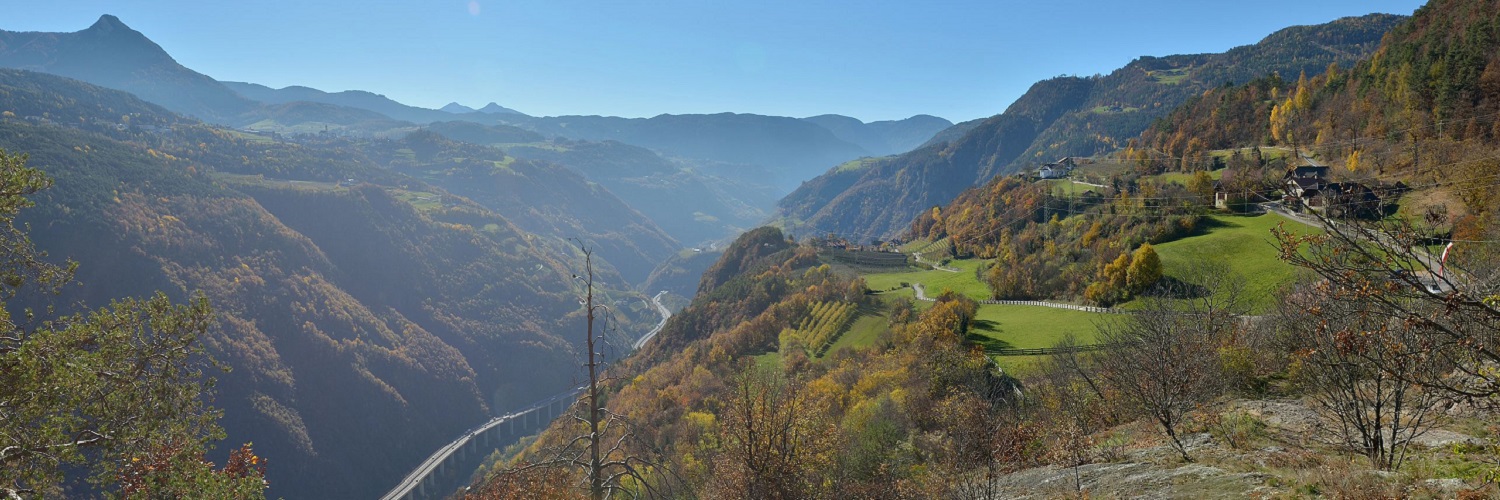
[1288,177,1323,191]
[1287,165,1330,179]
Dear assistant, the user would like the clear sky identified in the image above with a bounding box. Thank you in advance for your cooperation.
[7,0,1428,122]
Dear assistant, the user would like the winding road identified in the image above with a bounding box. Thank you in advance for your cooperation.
[379,389,583,500]
[381,290,674,500]
[632,291,671,350]
[909,246,961,273]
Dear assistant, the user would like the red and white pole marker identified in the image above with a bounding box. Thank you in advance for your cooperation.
[1439,241,1454,280]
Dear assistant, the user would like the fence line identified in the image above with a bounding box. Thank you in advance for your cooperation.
[990,344,1108,356]
[911,284,1122,314]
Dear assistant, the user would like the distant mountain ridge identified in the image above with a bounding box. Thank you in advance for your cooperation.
[801,113,953,156]
[441,102,476,114]
[426,120,780,245]
[478,102,524,115]
[0,68,663,498]
[774,13,1407,240]
[496,112,877,191]
[0,14,951,196]
[0,14,258,122]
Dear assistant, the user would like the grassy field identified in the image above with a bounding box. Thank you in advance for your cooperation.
[993,355,1050,378]
[1207,147,1292,163]
[851,211,1316,374]
[752,308,891,369]
[1152,169,1223,186]
[225,129,276,144]
[971,301,1113,377]
[1090,105,1141,114]
[1071,158,1134,181]
[826,310,888,355]
[391,189,443,212]
[1148,67,1191,85]
[834,157,882,173]
[1150,213,1321,311]
[1041,178,1104,196]
[213,173,341,192]
[861,255,1112,377]
[862,258,992,302]
[967,305,1106,350]
[752,351,781,371]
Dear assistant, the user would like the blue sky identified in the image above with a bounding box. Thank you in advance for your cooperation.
[8,0,1427,122]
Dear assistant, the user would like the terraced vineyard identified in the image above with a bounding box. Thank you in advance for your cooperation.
[779,300,859,357]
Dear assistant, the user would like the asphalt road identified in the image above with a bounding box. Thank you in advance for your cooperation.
[383,290,673,500]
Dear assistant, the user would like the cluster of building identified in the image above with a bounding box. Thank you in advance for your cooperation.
[1026,152,1403,220]
[1277,164,1405,219]
[1035,157,1077,180]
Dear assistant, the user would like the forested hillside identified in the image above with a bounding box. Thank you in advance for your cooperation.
[347,130,681,284]
[426,121,778,246]
[774,13,1404,240]
[1135,0,1500,245]
[1141,0,1500,164]
[468,228,1024,498]
[0,69,653,498]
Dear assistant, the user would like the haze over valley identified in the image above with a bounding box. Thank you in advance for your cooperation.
[12,2,1500,499]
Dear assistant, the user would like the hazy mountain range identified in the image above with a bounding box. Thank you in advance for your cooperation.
[0,14,954,246]
[0,15,949,192]
[0,67,669,497]
[0,7,1431,499]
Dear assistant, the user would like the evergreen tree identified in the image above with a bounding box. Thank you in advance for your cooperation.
[0,149,265,498]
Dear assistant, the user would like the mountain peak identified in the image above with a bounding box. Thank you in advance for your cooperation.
[78,14,155,47]
[476,102,527,116]
[440,102,476,114]
[88,14,130,32]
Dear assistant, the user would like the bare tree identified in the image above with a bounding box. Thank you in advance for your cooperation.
[1274,281,1446,469]
[1273,215,1500,409]
[934,369,1033,500]
[480,245,677,500]
[708,366,826,500]
[1096,266,1244,461]
[1036,334,1113,497]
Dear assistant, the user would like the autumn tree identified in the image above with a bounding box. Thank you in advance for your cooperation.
[0,149,265,498]
[1186,170,1215,205]
[708,367,830,500]
[1097,269,1238,461]
[1273,281,1445,470]
[1125,243,1163,295]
